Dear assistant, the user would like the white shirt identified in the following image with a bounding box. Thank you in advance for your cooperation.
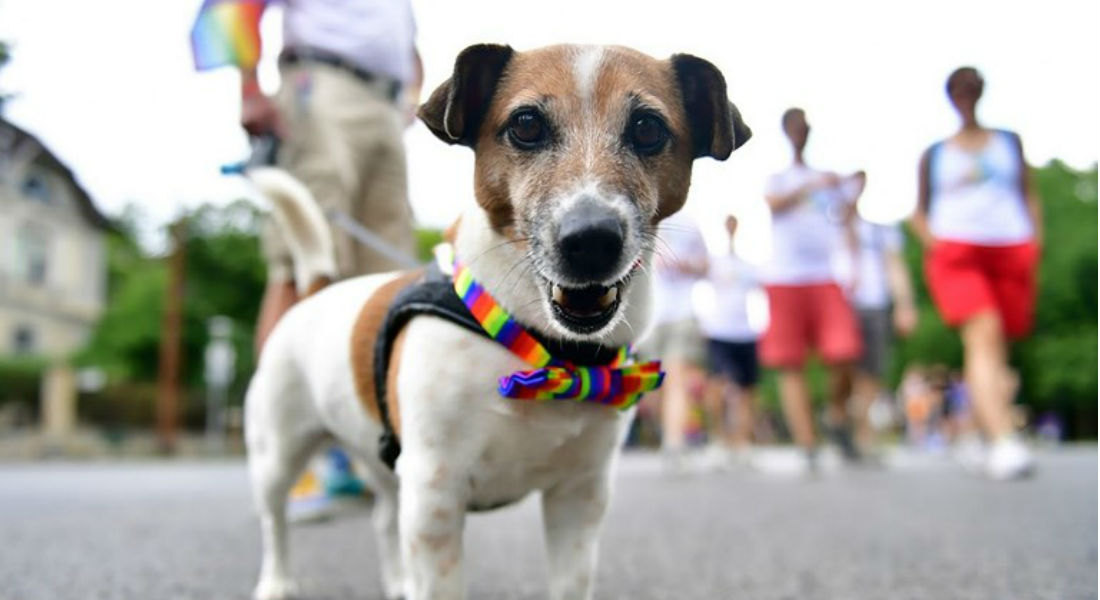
[835,220,904,310]
[928,130,1034,245]
[764,164,858,285]
[694,252,761,342]
[282,0,417,84]
[651,212,708,325]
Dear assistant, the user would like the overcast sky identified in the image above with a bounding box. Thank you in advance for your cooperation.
[1,0,1096,259]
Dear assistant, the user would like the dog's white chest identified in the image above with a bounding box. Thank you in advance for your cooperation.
[394,317,630,509]
[464,400,626,510]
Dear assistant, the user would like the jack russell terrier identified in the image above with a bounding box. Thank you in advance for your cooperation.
[245,43,750,600]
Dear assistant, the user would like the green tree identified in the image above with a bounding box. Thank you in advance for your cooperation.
[76,200,266,427]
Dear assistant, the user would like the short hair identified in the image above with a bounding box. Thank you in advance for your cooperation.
[946,66,983,95]
[781,107,804,130]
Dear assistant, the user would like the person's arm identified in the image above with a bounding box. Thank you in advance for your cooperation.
[411,48,424,97]
[403,48,424,127]
[885,247,918,337]
[841,210,860,293]
[765,172,839,213]
[239,66,286,138]
[908,147,936,248]
[232,2,282,138]
[1013,133,1043,249]
[675,230,710,278]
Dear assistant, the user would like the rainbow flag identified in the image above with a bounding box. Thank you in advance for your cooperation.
[190,0,268,71]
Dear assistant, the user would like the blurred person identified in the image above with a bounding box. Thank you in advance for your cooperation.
[191,0,423,520]
[834,215,918,455]
[899,364,948,451]
[190,0,423,351]
[695,215,763,467]
[909,67,1041,480]
[643,210,709,471]
[762,108,865,470]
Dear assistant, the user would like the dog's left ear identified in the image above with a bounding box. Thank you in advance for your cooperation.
[419,44,515,147]
[671,54,752,160]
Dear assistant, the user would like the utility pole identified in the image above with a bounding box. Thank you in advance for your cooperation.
[156,219,186,454]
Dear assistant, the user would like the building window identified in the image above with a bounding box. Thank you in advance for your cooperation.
[12,325,35,354]
[16,225,49,286]
[21,171,53,205]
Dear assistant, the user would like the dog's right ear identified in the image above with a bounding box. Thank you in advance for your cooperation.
[418,44,515,147]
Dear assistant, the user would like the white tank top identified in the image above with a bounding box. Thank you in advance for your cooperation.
[927,130,1034,245]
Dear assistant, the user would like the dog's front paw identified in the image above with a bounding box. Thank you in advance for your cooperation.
[253,576,300,600]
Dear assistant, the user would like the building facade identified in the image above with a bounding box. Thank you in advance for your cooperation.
[0,118,109,359]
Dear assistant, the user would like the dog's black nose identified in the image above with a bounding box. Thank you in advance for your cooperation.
[557,202,624,281]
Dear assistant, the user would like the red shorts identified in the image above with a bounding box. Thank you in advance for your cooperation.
[760,283,862,368]
[925,240,1038,339]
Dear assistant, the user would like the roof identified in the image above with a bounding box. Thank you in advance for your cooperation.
[0,117,113,231]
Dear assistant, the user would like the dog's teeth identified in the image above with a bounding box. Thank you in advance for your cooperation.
[552,285,565,304]
[598,287,618,308]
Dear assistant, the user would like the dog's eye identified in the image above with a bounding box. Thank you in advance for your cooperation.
[627,113,668,156]
[507,110,549,150]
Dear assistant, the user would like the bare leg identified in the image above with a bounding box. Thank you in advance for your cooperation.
[542,474,611,600]
[660,360,693,451]
[960,311,1014,438]
[778,369,816,449]
[255,280,299,356]
[731,385,758,448]
[702,376,731,446]
[826,363,854,426]
[851,372,880,449]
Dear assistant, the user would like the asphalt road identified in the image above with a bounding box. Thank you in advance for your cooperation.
[0,447,1095,600]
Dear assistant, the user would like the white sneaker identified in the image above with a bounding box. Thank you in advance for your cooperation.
[661,447,691,476]
[986,436,1035,481]
[951,434,987,474]
[700,444,735,472]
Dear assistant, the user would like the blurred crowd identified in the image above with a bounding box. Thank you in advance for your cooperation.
[183,0,1045,518]
[634,81,1040,481]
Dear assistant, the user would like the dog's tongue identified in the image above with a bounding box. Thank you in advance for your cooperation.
[552,284,617,316]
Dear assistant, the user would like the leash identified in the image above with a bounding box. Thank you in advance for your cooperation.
[223,133,422,269]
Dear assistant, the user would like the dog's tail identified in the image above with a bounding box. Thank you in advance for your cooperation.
[249,167,337,296]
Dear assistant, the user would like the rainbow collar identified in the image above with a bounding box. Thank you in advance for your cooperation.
[451,259,664,410]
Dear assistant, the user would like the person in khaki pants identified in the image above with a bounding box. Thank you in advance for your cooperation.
[193,0,422,522]
[232,0,423,353]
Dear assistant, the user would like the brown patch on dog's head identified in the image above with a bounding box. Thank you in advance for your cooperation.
[420,45,749,230]
[420,44,750,338]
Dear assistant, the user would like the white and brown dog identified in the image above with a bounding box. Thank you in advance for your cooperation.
[245,43,750,600]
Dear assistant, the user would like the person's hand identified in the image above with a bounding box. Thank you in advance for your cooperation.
[818,172,841,189]
[241,90,286,138]
[844,272,860,297]
[894,303,918,337]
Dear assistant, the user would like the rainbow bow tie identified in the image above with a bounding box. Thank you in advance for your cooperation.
[452,260,664,410]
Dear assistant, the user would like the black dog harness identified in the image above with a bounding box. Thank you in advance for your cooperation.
[371,263,621,470]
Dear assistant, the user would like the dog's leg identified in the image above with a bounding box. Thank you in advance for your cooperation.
[246,381,325,600]
[541,472,613,600]
[248,435,320,600]
[399,468,468,600]
[369,478,405,600]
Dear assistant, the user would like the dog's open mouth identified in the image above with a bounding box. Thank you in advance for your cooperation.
[548,281,624,334]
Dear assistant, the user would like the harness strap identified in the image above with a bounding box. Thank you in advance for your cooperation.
[370,262,632,470]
